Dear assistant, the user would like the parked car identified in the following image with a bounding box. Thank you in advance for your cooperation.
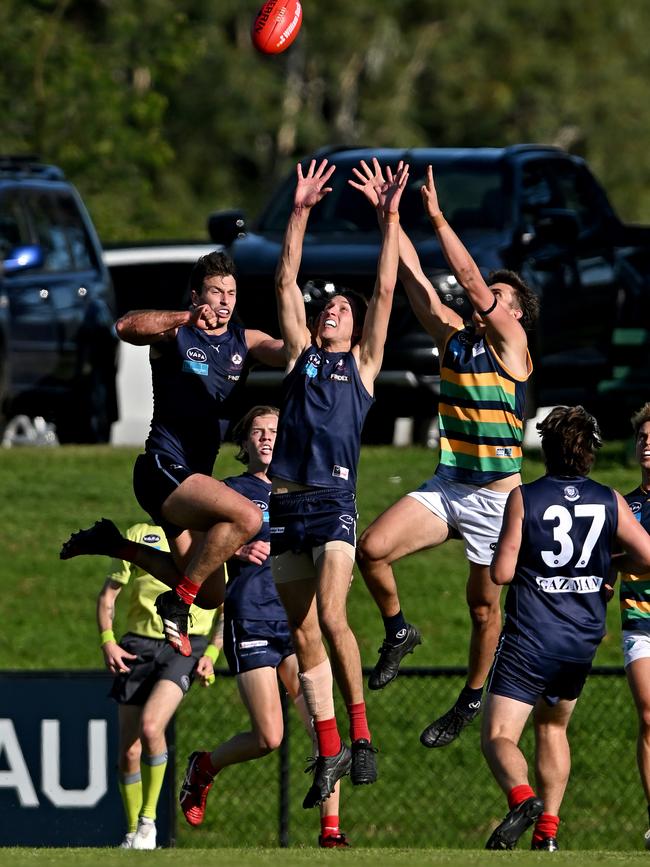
[207,145,650,440]
[0,156,118,442]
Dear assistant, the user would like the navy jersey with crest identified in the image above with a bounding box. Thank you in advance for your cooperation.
[270,344,374,491]
[223,473,287,621]
[503,475,618,662]
[145,323,248,474]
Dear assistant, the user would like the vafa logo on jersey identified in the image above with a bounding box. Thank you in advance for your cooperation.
[183,346,209,376]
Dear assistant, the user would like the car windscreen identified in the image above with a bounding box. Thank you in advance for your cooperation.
[259,161,508,236]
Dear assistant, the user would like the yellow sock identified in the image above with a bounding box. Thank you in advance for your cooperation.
[118,773,142,833]
[140,753,168,820]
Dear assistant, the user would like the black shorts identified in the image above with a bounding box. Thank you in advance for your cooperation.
[109,632,208,705]
[486,634,593,707]
[133,452,196,539]
[223,617,294,675]
[269,488,357,556]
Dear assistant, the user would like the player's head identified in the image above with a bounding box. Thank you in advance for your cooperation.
[232,405,279,469]
[189,251,237,325]
[630,402,650,471]
[538,405,602,476]
[483,270,540,330]
[304,280,368,346]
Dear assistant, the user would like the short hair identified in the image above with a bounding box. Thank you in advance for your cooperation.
[231,405,279,465]
[189,251,236,295]
[537,405,602,476]
[487,269,540,330]
[631,402,650,436]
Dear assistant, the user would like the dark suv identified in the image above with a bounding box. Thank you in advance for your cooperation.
[207,145,650,440]
[0,156,118,442]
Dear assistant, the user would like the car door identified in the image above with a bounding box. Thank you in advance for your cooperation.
[22,186,102,389]
[1,186,60,394]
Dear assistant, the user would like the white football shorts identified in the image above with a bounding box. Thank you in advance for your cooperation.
[622,629,650,668]
[407,475,509,565]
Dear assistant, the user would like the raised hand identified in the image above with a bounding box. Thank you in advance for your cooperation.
[420,164,442,219]
[378,162,409,214]
[348,157,386,208]
[294,158,336,210]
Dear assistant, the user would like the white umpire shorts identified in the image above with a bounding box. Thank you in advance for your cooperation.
[407,475,509,565]
[622,629,650,668]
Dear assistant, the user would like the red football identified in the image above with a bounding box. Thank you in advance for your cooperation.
[251,0,302,55]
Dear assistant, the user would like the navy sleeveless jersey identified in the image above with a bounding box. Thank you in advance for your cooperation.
[145,323,249,474]
[504,475,618,661]
[270,344,374,491]
[223,473,287,621]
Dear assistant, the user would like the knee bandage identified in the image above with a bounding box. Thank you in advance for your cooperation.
[298,658,335,721]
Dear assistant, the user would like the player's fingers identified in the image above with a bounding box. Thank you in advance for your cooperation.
[359,159,373,178]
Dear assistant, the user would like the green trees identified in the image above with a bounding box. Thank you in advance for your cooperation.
[2,0,650,240]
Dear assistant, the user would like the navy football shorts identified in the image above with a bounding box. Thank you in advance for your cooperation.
[109,632,208,705]
[133,452,196,538]
[269,487,357,556]
[223,617,294,675]
[486,634,593,707]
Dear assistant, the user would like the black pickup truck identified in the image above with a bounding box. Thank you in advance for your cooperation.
[180,146,650,440]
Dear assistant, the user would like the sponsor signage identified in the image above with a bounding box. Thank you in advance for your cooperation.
[0,672,174,846]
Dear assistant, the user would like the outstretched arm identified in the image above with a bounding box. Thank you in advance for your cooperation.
[352,162,409,390]
[245,331,285,367]
[115,306,219,346]
[490,487,523,585]
[349,158,463,348]
[275,159,335,369]
[421,165,525,351]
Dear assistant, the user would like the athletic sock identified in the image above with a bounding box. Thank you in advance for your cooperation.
[314,717,342,757]
[140,752,168,820]
[382,610,408,645]
[508,783,536,810]
[456,683,483,716]
[118,772,142,833]
[533,813,560,843]
[321,814,340,837]
[175,576,201,605]
[117,540,141,562]
[347,701,371,743]
[532,813,559,844]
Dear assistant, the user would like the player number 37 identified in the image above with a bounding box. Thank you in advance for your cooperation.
[541,504,606,569]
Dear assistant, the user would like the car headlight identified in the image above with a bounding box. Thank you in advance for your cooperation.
[427,272,466,307]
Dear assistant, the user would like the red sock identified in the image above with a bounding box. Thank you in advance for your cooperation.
[176,576,201,605]
[321,814,340,836]
[508,784,536,810]
[347,701,371,742]
[314,717,341,757]
[533,813,559,844]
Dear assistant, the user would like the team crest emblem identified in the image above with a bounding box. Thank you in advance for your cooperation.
[630,501,642,514]
[563,486,580,502]
[231,353,243,366]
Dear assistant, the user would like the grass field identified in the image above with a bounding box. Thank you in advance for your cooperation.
[0,848,649,866]
[0,441,644,853]
[0,440,638,670]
